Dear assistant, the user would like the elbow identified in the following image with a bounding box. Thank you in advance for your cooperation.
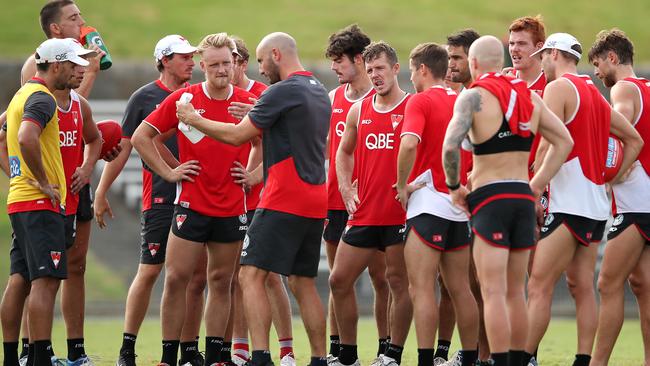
[17,133,35,149]
[130,131,145,152]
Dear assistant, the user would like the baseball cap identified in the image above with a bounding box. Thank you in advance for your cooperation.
[154,35,197,60]
[35,38,95,66]
[531,33,582,60]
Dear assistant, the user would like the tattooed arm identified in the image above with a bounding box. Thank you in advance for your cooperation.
[442,88,481,186]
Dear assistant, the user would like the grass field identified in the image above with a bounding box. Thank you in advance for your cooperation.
[2,1,650,63]
[18,317,639,365]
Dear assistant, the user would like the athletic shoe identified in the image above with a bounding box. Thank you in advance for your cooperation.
[232,355,249,366]
[369,355,398,366]
[19,355,28,366]
[328,360,360,366]
[527,357,538,366]
[433,356,446,366]
[67,355,94,366]
[440,352,461,366]
[179,352,205,366]
[116,351,137,366]
[476,361,492,366]
[51,356,67,366]
[326,355,338,365]
[280,353,296,366]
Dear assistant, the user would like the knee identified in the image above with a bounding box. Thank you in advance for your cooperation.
[369,271,389,294]
[66,256,87,278]
[385,268,409,295]
[265,273,282,291]
[527,275,554,301]
[597,272,622,297]
[238,266,266,290]
[208,269,234,293]
[187,271,207,295]
[566,272,595,299]
[328,270,353,296]
[165,267,192,289]
[288,275,314,296]
[479,283,506,302]
[628,273,649,298]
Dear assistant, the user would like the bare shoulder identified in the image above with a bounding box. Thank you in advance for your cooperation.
[611,79,639,100]
[328,88,336,103]
[455,87,482,112]
[20,54,36,85]
[544,77,572,95]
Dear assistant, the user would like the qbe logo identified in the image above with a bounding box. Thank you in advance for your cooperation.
[9,156,21,178]
[365,133,395,150]
[59,130,78,147]
[335,121,346,137]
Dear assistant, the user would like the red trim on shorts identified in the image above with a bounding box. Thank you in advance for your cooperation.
[445,242,471,252]
[561,221,590,247]
[471,227,509,250]
[409,226,444,251]
[634,223,650,241]
[510,243,536,251]
[471,193,535,215]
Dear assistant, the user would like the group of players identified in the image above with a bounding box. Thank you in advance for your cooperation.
[1,1,649,366]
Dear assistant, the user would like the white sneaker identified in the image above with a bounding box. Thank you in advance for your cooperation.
[326,354,339,365]
[440,351,462,366]
[232,354,249,366]
[433,356,447,366]
[329,360,360,366]
[280,353,296,366]
[527,356,538,366]
[369,355,398,366]
[19,355,28,366]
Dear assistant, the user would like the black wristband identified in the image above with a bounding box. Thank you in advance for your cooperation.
[446,181,461,191]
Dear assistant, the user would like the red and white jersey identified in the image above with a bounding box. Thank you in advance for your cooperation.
[401,86,468,221]
[521,71,547,177]
[548,74,611,220]
[145,83,255,217]
[327,84,374,210]
[517,71,546,96]
[612,77,650,213]
[242,79,268,211]
[348,93,410,226]
[58,90,84,215]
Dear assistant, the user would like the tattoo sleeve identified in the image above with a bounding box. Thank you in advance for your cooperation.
[442,89,481,185]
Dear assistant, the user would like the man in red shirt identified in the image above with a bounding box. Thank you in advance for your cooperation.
[132,33,255,366]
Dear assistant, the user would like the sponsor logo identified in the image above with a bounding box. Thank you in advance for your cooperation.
[335,121,346,137]
[9,156,20,178]
[196,109,206,115]
[239,225,248,231]
[498,131,513,139]
[59,130,79,147]
[72,111,79,125]
[586,232,592,240]
[540,193,549,210]
[432,234,443,242]
[241,234,249,257]
[361,119,372,125]
[180,201,190,208]
[398,224,406,234]
[613,214,624,226]
[390,114,403,130]
[148,243,160,256]
[90,35,104,48]
[492,232,503,240]
[55,52,69,61]
[365,132,395,150]
[176,214,187,229]
[239,214,248,224]
[333,108,344,114]
[154,197,164,204]
[544,213,554,226]
[50,251,62,268]
[609,227,618,233]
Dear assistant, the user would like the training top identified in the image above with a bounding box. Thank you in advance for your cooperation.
[241,79,268,211]
[58,90,84,215]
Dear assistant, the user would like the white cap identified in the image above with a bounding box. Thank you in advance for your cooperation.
[154,35,197,60]
[531,33,582,60]
[35,38,95,66]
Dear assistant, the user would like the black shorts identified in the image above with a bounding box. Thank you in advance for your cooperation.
[75,184,93,222]
[9,210,67,281]
[406,214,470,251]
[607,213,650,244]
[342,224,406,249]
[64,214,77,249]
[323,209,349,243]
[246,209,257,227]
[140,208,174,265]
[240,209,324,277]
[540,212,607,246]
[467,181,536,250]
[171,206,247,243]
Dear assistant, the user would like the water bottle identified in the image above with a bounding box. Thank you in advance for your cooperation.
[80,26,112,70]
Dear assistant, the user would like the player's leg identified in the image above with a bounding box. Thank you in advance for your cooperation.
[266,273,294,365]
[435,278,455,364]
[179,248,207,366]
[505,249,530,365]
[1,273,30,366]
[232,262,250,365]
[367,250,390,358]
[325,240,340,361]
[590,225,644,366]
[628,245,650,366]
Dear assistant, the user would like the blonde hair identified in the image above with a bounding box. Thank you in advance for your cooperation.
[197,33,236,55]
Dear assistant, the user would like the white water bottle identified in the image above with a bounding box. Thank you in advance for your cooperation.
[178,93,205,144]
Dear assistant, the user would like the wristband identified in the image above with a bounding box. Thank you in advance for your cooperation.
[446,181,461,191]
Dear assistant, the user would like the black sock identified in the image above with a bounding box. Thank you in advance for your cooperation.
[310,356,327,366]
[384,343,404,364]
[180,341,198,363]
[462,350,478,366]
[205,337,223,365]
[434,339,451,360]
[338,344,358,365]
[33,341,52,366]
[251,350,272,366]
[533,348,538,360]
[573,354,591,366]
[3,342,19,366]
[329,335,340,357]
[377,338,389,357]
[161,340,179,366]
[417,348,434,366]
[121,333,137,354]
[508,350,525,366]
[491,352,508,366]
[221,341,232,362]
[67,338,85,361]
[20,338,29,358]
[523,352,534,364]
[26,344,34,366]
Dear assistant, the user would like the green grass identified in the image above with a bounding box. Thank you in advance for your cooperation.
[2,1,650,63]
[14,317,637,365]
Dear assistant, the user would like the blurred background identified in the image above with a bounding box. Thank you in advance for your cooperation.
[1,0,649,317]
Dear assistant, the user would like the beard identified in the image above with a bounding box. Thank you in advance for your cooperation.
[265,61,281,84]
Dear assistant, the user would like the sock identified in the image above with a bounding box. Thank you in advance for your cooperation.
[508,350,525,366]
[121,333,137,354]
[462,350,478,366]
[180,341,198,363]
[417,348,434,366]
[251,350,272,366]
[67,338,85,361]
[205,337,224,365]
[533,348,538,360]
[3,342,19,366]
[221,341,232,362]
[161,340,180,366]
[310,356,327,366]
[279,337,293,359]
[377,338,389,357]
[33,341,52,366]
[523,352,534,364]
[233,338,249,361]
[573,354,591,366]
[338,344,358,365]
[194,337,200,354]
[384,344,404,364]
[491,352,508,366]
[20,338,29,358]
[26,344,34,366]
[329,335,340,357]
[434,339,451,360]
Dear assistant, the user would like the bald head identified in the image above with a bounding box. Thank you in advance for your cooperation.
[257,32,298,57]
[468,35,504,76]
[256,32,304,84]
